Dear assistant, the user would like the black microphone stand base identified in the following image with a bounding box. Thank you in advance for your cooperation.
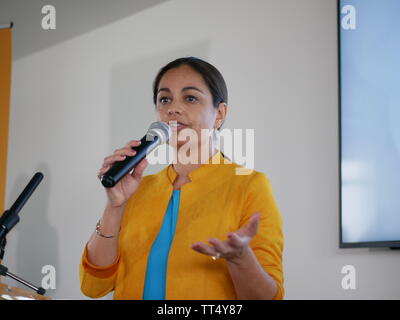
[0,264,46,296]
[0,236,46,296]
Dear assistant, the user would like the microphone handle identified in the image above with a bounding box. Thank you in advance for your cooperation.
[101,134,159,188]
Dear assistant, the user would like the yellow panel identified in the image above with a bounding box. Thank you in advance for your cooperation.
[0,28,12,213]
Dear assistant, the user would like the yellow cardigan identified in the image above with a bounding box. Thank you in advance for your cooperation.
[80,151,284,299]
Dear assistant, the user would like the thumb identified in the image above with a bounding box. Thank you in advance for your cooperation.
[131,157,148,180]
[238,212,260,238]
[247,212,261,237]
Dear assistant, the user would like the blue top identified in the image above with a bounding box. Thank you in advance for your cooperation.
[142,189,181,300]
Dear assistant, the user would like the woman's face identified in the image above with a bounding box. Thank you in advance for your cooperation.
[155,65,227,151]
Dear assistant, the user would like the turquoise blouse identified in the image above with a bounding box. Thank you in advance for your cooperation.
[142,189,181,299]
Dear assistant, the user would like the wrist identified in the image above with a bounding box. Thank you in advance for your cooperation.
[105,202,126,215]
[98,203,125,236]
[95,219,120,238]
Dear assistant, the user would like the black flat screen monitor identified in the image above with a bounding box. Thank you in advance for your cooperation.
[339,0,400,248]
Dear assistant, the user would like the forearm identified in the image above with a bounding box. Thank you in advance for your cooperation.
[86,203,125,267]
[227,246,277,300]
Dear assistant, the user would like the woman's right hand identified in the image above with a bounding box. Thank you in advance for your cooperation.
[98,140,149,208]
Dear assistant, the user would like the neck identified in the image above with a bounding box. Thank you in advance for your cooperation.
[173,146,218,178]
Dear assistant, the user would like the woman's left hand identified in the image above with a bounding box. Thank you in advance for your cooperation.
[191,212,261,264]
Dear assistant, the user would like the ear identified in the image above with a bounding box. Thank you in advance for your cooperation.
[215,102,228,129]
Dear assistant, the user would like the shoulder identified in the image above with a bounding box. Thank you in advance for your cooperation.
[220,156,271,190]
[139,165,169,187]
[222,158,279,213]
[140,172,162,186]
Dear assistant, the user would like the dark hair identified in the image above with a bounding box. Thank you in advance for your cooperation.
[152,57,228,109]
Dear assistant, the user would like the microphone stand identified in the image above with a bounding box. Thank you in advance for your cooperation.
[0,172,46,296]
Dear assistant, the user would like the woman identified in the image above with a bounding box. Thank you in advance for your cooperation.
[79,57,284,300]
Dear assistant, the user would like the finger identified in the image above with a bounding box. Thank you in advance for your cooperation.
[102,154,127,167]
[227,232,245,248]
[98,166,110,177]
[103,149,136,166]
[208,238,231,255]
[131,157,149,180]
[191,242,219,257]
[124,140,142,149]
[114,147,137,157]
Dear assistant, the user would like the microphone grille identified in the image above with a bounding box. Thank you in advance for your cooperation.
[147,121,171,144]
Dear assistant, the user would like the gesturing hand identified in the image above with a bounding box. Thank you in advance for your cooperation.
[191,212,261,265]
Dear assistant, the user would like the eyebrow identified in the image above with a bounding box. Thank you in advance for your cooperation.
[157,86,205,95]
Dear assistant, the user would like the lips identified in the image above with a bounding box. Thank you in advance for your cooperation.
[168,120,188,130]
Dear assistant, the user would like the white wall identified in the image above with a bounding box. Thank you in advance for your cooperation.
[2,0,400,299]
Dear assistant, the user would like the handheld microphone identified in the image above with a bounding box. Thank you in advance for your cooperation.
[100,121,171,188]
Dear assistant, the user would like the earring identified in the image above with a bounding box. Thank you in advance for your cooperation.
[212,126,220,142]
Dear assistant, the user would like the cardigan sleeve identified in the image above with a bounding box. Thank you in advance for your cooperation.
[79,243,120,298]
[241,171,284,300]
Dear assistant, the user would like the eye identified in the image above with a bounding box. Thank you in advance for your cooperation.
[186,95,198,103]
[158,96,170,104]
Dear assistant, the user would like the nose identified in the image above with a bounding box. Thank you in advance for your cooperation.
[167,104,183,115]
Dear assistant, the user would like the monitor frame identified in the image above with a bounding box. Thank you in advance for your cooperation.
[337,0,400,249]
